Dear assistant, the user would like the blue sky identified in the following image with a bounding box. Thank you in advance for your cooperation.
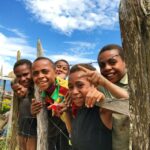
[0,0,121,75]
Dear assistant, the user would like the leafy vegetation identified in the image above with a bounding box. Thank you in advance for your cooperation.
[1,99,11,113]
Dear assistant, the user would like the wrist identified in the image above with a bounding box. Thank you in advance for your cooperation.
[98,75,107,87]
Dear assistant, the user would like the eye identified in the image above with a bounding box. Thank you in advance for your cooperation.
[23,73,29,77]
[56,65,61,68]
[16,74,21,78]
[108,59,117,65]
[32,71,39,77]
[76,83,84,89]
[63,67,68,71]
[99,62,105,68]
[68,84,73,90]
[41,69,49,74]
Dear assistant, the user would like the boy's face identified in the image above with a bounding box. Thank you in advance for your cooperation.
[14,64,32,88]
[55,61,69,79]
[32,59,56,90]
[68,70,91,107]
[98,49,126,83]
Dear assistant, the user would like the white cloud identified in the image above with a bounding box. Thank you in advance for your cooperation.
[0,31,99,75]
[0,30,99,75]
[0,33,36,58]
[0,24,27,38]
[0,32,36,75]
[0,56,14,76]
[65,41,96,56]
[48,53,100,72]
[23,0,120,34]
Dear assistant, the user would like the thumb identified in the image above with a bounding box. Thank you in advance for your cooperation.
[32,98,36,103]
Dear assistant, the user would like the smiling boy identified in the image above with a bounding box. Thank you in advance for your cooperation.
[31,57,70,150]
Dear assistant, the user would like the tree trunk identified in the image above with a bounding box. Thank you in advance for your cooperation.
[119,0,150,149]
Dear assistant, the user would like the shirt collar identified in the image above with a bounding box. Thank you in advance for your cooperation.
[118,73,128,85]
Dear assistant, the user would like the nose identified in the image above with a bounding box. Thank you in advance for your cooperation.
[37,72,44,79]
[20,76,26,82]
[58,66,63,72]
[71,87,79,95]
[104,63,112,71]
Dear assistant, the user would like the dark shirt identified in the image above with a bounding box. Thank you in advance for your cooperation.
[71,106,112,150]
[47,110,70,150]
[18,87,37,136]
[47,110,68,137]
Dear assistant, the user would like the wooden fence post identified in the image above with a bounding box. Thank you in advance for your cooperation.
[36,39,48,150]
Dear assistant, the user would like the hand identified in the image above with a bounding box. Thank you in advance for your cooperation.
[78,65,106,86]
[47,103,68,117]
[85,86,105,108]
[31,99,42,116]
[64,92,72,108]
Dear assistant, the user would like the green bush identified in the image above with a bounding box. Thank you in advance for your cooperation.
[0,139,7,150]
[1,99,11,113]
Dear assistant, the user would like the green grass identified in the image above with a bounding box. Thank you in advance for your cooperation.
[0,138,7,150]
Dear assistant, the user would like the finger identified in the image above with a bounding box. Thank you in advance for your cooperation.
[32,98,36,103]
[78,65,89,73]
[65,92,70,103]
[90,72,100,84]
[32,101,42,110]
[47,104,56,110]
[65,92,72,106]
[88,91,97,107]
[96,95,103,102]
[59,107,68,113]
[86,88,99,107]
[32,109,41,115]
[77,72,89,79]
[89,97,96,108]
[85,91,94,108]
[77,65,93,78]
[31,104,42,115]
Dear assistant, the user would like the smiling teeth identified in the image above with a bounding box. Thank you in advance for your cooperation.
[106,73,114,77]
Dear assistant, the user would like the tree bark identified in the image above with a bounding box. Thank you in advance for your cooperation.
[119,0,150,149]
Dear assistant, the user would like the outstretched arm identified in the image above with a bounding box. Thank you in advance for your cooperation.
[78,65,129,99]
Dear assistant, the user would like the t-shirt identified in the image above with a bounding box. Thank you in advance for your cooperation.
[18,87,37,136]
[71,106,112,150]
[98,73,129,150]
